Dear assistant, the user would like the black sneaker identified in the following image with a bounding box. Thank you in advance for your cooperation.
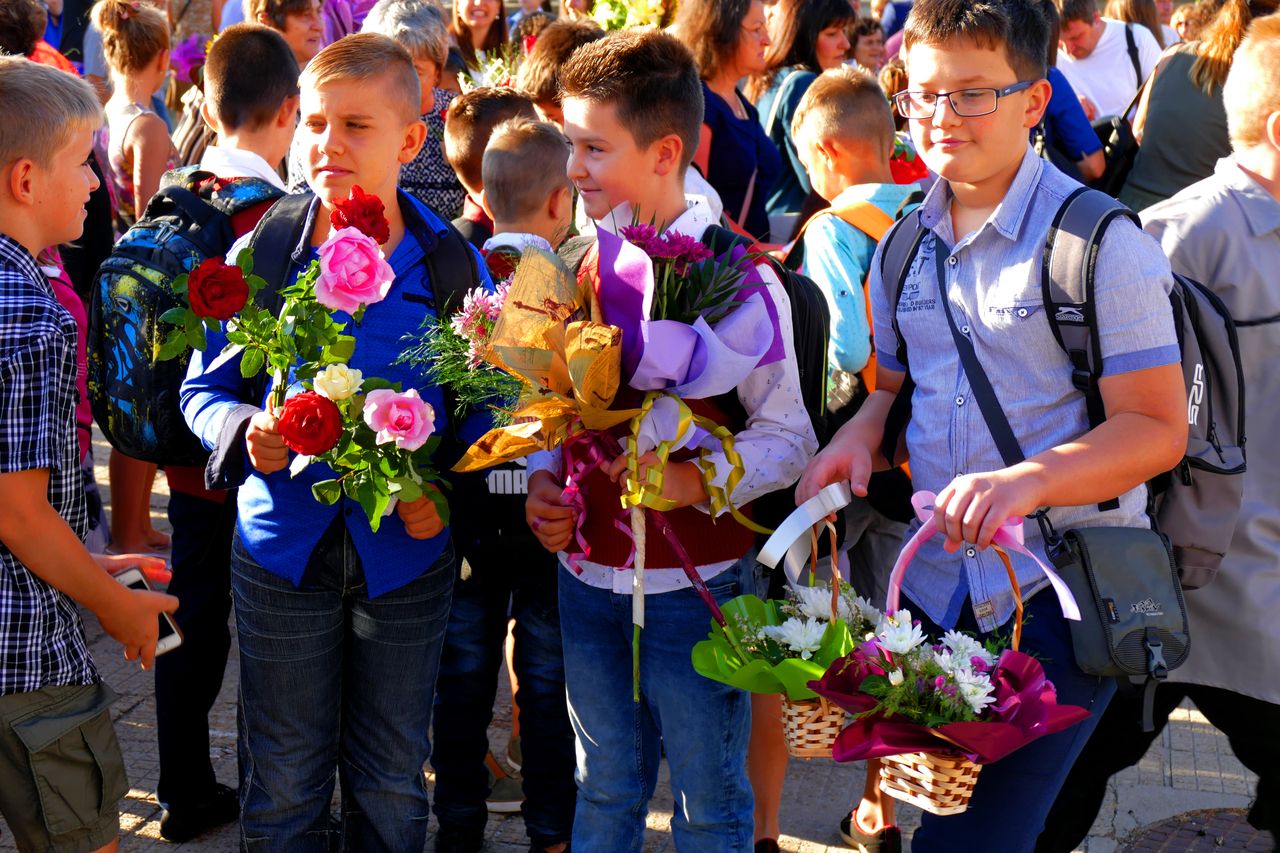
[435,824,484,853]
[839,812,902,853]
[158,783,238,842]
[754,839,781,853]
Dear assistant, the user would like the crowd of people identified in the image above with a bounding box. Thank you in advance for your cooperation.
[0,0,1277,851]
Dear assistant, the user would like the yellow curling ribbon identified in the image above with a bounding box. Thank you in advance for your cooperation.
[696,425,774,536]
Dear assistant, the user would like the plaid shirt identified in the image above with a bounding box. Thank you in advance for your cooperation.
[0,233,96,695]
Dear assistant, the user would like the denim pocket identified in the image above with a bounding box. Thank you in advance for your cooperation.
[11,684,128,836]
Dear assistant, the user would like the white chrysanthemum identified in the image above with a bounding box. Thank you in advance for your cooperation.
[877,610,926,654]
[942,630,996,668]
[792,584,852,622]
[888,668,905,686]
[313,363,363,401]
[760,617,827,660]
[933,649,958,671]
[954,668,997,714]
[844,594,883,627]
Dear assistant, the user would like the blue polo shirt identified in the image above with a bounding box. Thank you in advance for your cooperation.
[181,191,492,597]
[869,146,1179,631]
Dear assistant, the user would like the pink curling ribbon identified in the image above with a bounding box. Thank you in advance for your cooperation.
[886,491,1080,621]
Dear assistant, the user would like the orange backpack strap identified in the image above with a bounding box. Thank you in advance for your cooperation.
[787,201,896,392]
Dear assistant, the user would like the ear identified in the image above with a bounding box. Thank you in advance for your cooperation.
[398,118,429,165]
[277,94,300,129]
[1266,110,1280,153]
[651,132,684,178]
[200,98,222,134]
[255,10,271,25]
[478,187,495,220]
[1021,77,1053,130]
[548,182,572,221]
[7,159,36,207]
[815,136,841,167]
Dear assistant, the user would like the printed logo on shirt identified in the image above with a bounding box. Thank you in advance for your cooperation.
[899,241,937,314]
[1129,597,1165,617]
[486,457,529,496]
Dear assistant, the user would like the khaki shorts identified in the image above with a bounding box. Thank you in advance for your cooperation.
[0,682,128,853]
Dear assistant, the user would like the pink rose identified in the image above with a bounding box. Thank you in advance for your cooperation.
[315,226,395,314]
[363,388,436,451]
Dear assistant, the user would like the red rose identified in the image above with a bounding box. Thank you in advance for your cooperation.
[186,257,249,320]
[276,391,344,456]
[330,184,391,246]
[522,34,538,55]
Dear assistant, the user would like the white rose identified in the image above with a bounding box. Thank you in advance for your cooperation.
[314,363,364,401]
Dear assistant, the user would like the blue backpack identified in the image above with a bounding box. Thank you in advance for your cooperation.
[87,167,283,466]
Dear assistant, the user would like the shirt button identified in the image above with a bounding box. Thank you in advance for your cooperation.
[966,547,977,558]
[955,395,965,406]
[1017,308,1029,318]
[948,256,958,266]
[961,325,970,334]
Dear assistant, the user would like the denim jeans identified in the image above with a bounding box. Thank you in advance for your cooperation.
[907,589,1117,853]
[155,489,235,809]
[431,545,576,847]
[231,524,454,853]
[559,555,754,853]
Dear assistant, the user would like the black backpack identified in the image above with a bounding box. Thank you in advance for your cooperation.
[879,187,1246,590]
[87,167,283,466]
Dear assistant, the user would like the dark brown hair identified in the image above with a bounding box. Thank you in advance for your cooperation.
[878,58,909,129]
[674,0,754,81]
[482,117,571,220]
[250,0,317,31]
[442,87,537,190]
[903,0,1049,81]
[745,0,855,102]
[1104,0,1166,48]
[516,18,605,105]
[205,24,300,131]
[557,28,704,169]
[1055,0,1097,26]
[451,0,508,69]
[0,0,45,56]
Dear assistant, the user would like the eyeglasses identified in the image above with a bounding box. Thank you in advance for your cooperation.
[892,80,1036,119]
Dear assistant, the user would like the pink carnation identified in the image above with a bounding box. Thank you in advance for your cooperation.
[362,388,436,451]
[315,226,395,314]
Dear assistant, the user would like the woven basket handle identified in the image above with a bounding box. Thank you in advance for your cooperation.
[806,519,841,621]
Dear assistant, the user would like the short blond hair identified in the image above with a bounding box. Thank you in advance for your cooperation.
[301,32,422,123]
[791,65,896,158]
[1222,14,1280,149]
[0,57,100,168]
[482,118,570,221]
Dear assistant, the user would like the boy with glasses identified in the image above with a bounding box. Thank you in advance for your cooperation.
[796,0,1187,848]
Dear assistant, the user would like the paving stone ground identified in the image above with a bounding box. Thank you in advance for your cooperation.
[0,434,1267,851]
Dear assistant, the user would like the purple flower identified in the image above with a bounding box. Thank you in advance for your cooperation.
[934,675,947,690]
[170,34,206,84]
[971,655,991,673]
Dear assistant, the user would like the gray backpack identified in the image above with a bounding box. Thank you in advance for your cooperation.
[879,186,1247,590]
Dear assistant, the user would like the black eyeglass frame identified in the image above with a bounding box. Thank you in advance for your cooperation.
[892,79,1038,119]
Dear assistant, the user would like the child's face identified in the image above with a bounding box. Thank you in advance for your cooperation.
[300,74,426,207]
[534,100,564,129]
[562,96,679,221]
[34,125,100,248]
[903,37,1047,190]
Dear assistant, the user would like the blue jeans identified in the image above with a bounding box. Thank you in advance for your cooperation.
[431,546,576,847]
[231,524,454,853]
[559,556,754,853]
[907,589,1117,853]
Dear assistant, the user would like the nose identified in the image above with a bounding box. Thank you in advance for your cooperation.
[837,33,850,52]
[930,94,962,127]
[566,145,586,183]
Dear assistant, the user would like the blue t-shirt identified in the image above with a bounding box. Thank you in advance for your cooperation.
[1039,66,1102,161]
[702,82,782,242]
[756,67,817,220]
[879,1,912,38]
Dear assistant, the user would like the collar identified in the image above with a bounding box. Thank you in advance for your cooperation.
[0,233,49,294]
[829,181,921,210]
[199,146,287,191]
[594,196,719,240]
[461,194,494,230]
[483,232,552,254]
[1216,157,1280,238]
[917,144,1042,244]
[290,189,447,268]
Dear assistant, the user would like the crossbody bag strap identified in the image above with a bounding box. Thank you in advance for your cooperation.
[933,235,1027,468]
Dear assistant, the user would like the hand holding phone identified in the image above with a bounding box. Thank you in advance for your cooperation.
[108,569,181,668]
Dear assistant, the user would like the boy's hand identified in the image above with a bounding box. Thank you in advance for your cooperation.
[398,489,444,539]
[1078,96,1098,121]
[527,470,575,553]
[99,585,179,671]
[94,552,172,585]
[796,432,875,504]
[246,410,288,474]
[933,467,1044,552]
[605,453,708,509]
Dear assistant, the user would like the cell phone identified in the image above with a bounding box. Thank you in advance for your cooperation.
[113,568,183,655]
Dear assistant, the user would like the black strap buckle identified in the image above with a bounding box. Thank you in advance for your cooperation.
[1145,628,1168,679]
[1070,367,1094,394]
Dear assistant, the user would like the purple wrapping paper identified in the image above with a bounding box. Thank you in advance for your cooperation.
[809,648,1093,765]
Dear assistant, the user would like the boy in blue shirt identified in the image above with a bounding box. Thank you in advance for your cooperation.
[797,0,1188,848]
[181,33,489,851]
[0,58,177,853]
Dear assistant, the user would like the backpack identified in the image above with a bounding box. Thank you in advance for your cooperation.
[87,167,284,466]
[878,187,1246,590]
[1088,23,1146,197]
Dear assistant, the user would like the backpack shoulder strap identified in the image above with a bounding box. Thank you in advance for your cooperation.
[1125,22,1142,89]
[245,193,316,317]
[878,208,927,371]
[423,222,480,316]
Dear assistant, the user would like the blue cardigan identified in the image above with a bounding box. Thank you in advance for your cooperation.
[181,191,492,597]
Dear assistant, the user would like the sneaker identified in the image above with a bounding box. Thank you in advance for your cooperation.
[506,736,523,773]
[158,783,238,842]
[754,839,781,853]
[486,773,524,814]
[434,824,484,853]
[839,812,902,853]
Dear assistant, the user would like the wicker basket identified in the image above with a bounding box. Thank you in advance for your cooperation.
[780,695,845,758]
[878,750,983,815]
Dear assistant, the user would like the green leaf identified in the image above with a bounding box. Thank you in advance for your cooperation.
[189,321,207,351]
[184,312,203,336]
[156,330,190,361]
[171,274,189,295]
[355,477,380,527]
[424,485,450,527]
[393,477,423,503]
[360,377,402,392]
[239,347,266,378]
[246,274,268,297]
[311,479,343,504]
[236,247,255,276]
[159,307,189,325]
[225,329,249,346]
[327,335,356,362]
